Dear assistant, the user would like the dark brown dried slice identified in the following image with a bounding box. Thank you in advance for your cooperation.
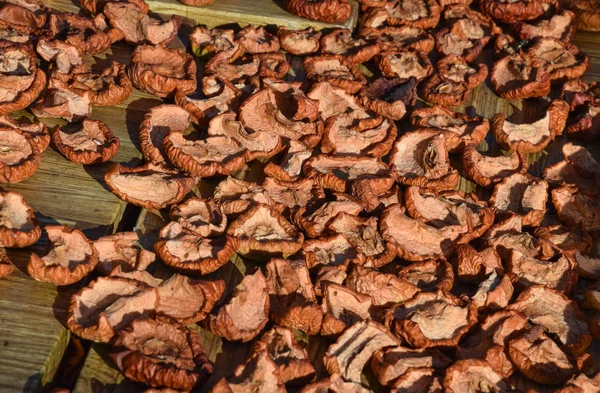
[568,0,600,32]
[371,346,451,387]
[535,225,592,255]
[48,12,122,55]
[435,18,496,63]
[307,82,362,121]
[209,270,270,342]
[278,27,321,55]
[170,197,226,237]
[304,55,366,94]
[436,55,488,90]
[555,372,600,393]
[358,77,417,121]
[362,26,434,53]
[264,141,312,182]
[509,248,577,292]
[0,0,47,32]
[190,27,242,60]
[389,367,442,393]
[0,249,13,278]
[93,232,155,275]
[411,106,489,153]
[294,194,363,239]
[210,351,286,393]
[490,53,551,100]
[129,45,196,98]
[257,52,290,79]
[455,243,503,283]
[508,325,576,385]
[237,25,279,54]
[324,320,400,383]
[320,283,374,336]
[31,78,92,122]
[390,130,459,191]
[562,142,600,179]
[176,81,241,128]
[443,359,512,393]
[80,0,149,14]
[154,221,237,276]
[508,285,592,356]
[64,62,132,107]
[552,186,600,231]
[138,104,192,164]
[480,0,546,24]
[489,173,548,227]
[482,214,541,261]
[67,276,158,343]
[28,225,98,286]
[405,186,494,242]
[527,38,590,81]
[376,50,433,81]
[0,41,46,114]
[462,144,527,188]
[0,115,49,153]
[381,0,441,29]
[283,0,351,24]
[422,74,469,107]
[207,55,260,83]
[51,119,119,165]
[251,326,315,385]
[105,162,195,210]
[104,2,180,45]
[262,177,325,212]
[111,318,212,391]
[213,177,281,216]
[470,269,514,311]
[164,132,246,178]
[515,10,575,41]
[226,204,304,259]
[398,259,454,292]
[0,190,40,248]
[0,127,40,183]
[567,100,600,141]
[385,291,478,348]
[303,235,358,271]
[492,100,569,154]
[346,265,417,307]
[320,29,380,64]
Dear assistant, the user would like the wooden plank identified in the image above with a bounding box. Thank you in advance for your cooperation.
[147,0,359,30]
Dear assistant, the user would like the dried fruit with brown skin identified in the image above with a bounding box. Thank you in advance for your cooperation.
[320,283,375,336]
[492,100,569,153]
[405,187,494,243]
[422,74,469,107]
[515,10,576,41]
[534,225,592,255]
[138,104,192,164]
[190,27,242,60]
[390,367,443,393]
[362,26,434,53]
[299,374,374,393]
[489,173,549,227]
[434,18,498,63]
[480,0,547,24]
[542,159,599,194]
[490,53,551,100]
[264,141,312,182]
[262,177,325,214]
[31,79,92,122]
[64,62,132,107]
[36,39,85,76]
[176,82,241,128]
[324,320,401,383]
[314,266,347,297]
[567,100,600,141]
[357,77,416,121]
[303,235,358,271]
[458,310,528,378]
[462,145,527,188]
[80,0,149,15]
[284,0,351,23]
[206,55,260,83]
[0,249,13,278]
[352,173,401,214]
[508,285,592,356]
[482,214,541,261]
[104,2,180,45]
[346,265,418,307]
[508,325,576,385]
[105,162,195,210]
[278,27,321,55]
[210,351,286,393]
[443,359,512,393]
[0,190,40,248]
[455,243,503,283]
[237,25,279,54]
[251,326,316,385]
[386,291,478,349]
[470,269,514,311]
[304,55,366,95]
[170,197,226,238]
[436,55,488,90]
[379,0,441,29]
[48,12,122,55]
[294,194,363,239]
[578,283,600,311]
[227,204,304,260]
[209,270,270,342]
[390,130,459,191]
[154,221,237,276]
[51,120,120,165]
[257,53,290,79]
[556,372,600,393]
[305,156,392,193]
[376,50,433,81]
[398,259,454,292]
[213,177,281,216]
[0,41,46,114]
[27,226,98,286]
[307,82,362,121]
[371,347,451,387]
[575,246,600,279]
[93,232,154,275]
[527,38,590,81]
[0,27,31,45]
[67,276,158,343]
[0,0,47,33]
[320,29,380,64]
[111,318,212,391]
[129,45,196,98]
[0,127,40,183]
[552,186,600,231]
[266,258,323,335]
[568,0,600,31]
[562,142,600,179]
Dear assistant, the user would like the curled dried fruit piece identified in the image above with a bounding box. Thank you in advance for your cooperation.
[535,224,592,255]
[515,10,576,41]
[371,346,451,387]
[51,119,119,165]
[170,197,226,237]
[527,38,590,81]
[320,283,376,336]
[138,104,191,164]
[303,235,358,271]
[214,177,282,216]
[369,0,441,29]
[278,27,321,55]
[556,372,600,393]
[0,41,46,114]
[31,79,92,122]
[64,62,132,107]
[264,141,312,182]
[28,225,98,286]
[490,53,551,100]
[552,186,600,231]
[492,100,569,153]
[209,270,270,342]
[190,27,242,60]
[436,55,488,90]
[358,77,417,121]
[36,39,85,76]
[509,248,577,292]
[94,232,154,275]
[480,0,547,24]
[490,173,549,227]
[346,265,418,307]
[179,0,214,5]
[483,214,541,261]
[455,243,503,283]
[422,74,469,107]
[443,359,512,393]
[176,81,241,128]
[307,82,362,121]
[390,130,459,191]
[320,29,380,64]
[105,162,195,210]
[0,115,49,153]
[362,26,434,53]
[226,204,304,259]
[386,291,478,348]
[79,0,149,15]
[0,0,47,32]
[154,221,236,275]
[376,50,433,81]
[129,45,196,98]
[104,2,180,45]
[294,194,363,238]
[568,0,600,31]
[399,260,454,293]
[237,25,279,54]
[111,318,212,391]
[210,351,286,393]
[0,190,40,248]
[262,177,325,213]
[462,144,527,188]
[304,55,366,94]
[0,127,40,183]
[435,17,499,63]
[0,249,13,278]
[48,12,122,55]
[257,52,290,79]
[284,0,351,23]
[470,269,513,311]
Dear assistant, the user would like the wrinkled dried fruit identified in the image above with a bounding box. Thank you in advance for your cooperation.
[0,190,40,248]
[358,77,417,121]
[528,38,590,81]
[0,127,40,184]
[104,2,180,45]
[31,79,92,122]
[48,12,123,55]
[462,144,527,188]
[63,62,132,107]
[455,243,503,283]
[480,0,547,24]
[346,265,418,307]
[52,119,120,165]
[320,29,380,64]
[489,173,548,227]
[490,53,551,100]
[0,0,47,33]
[509,248,577,292]
[294,194,363,239]
[371,346,451,387]
[377,50,433,81]
[443,359,512,393]
[515,10,575,41]
[170,197,226,238]
[138,104,191,164]
[568,0,600,31]
[278,27,321,55]
[210,351,286,393]
[0,115,49,153]
[284,0,351,23]
[94,232,154,275]
[552,186,600,231]
[237,25,280,54]
[304,55,366,94]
